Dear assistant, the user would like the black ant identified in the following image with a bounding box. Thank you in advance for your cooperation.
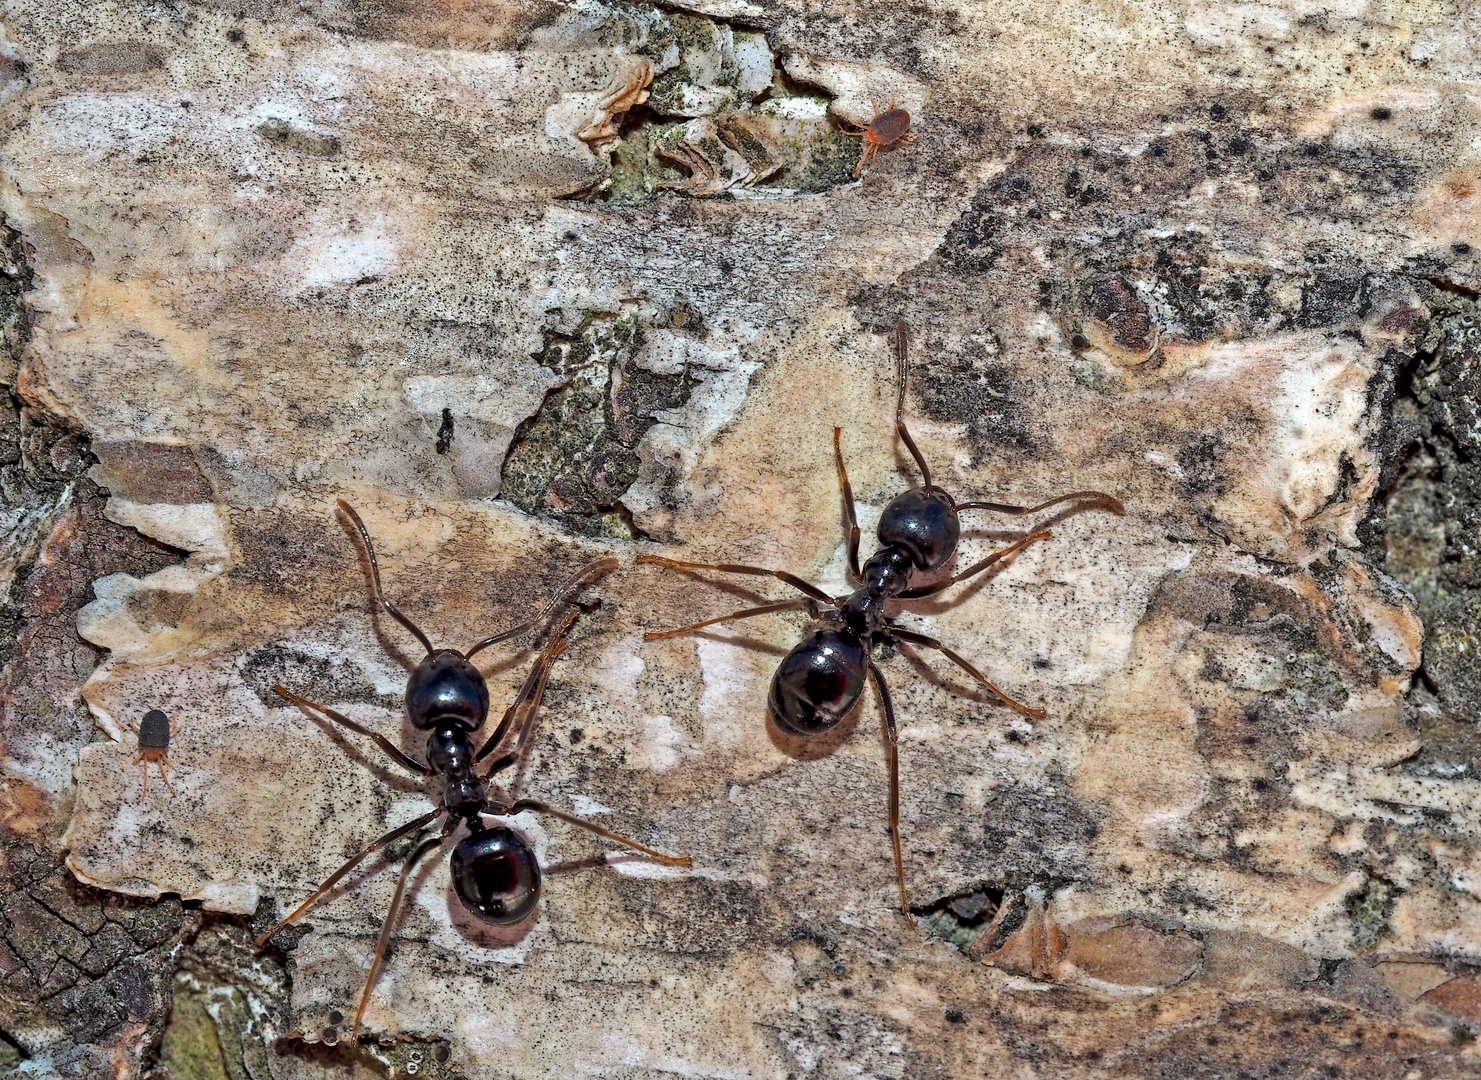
[639,321,1123,913]
[129,709,178,801]
[257,500,690,1040]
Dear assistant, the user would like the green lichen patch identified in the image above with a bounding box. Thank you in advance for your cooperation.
[159,975,231,1080]
[1347,877,1397,950]
[1371,290,1481,729]
[499,310,695,538]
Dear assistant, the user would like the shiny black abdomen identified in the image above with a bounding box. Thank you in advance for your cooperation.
[768,628,867,737]
[451,826,541,925]
[876,487,959,571]
[406,650,489,732]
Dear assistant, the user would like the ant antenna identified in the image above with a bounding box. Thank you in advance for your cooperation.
[893,320,933,492]
[336,499,436,659]
[464,557,618,659]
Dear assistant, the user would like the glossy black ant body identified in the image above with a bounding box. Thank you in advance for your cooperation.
[640,321,1123,913]
[257,500,689,1039]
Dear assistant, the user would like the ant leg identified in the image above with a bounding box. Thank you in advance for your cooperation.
[274,685,429,775]
[482,611,584,800]
[637,555,835,604]
[350,832,448,1041]
[508,800,691,866]
[834,428,862,584]
[156,757,178,799]
[464,557,617,659]
[867,660,908,915]
[955,491,1125,518]
[888,627,1044,717]
[891,321,935,492]
[642,598,810,641]
[897,531,1051,599]
[255,807,443,947]
[475,609,577,764]
[335,499,436,659]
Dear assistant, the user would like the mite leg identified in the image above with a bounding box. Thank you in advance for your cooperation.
[637,555,835,604]
[135,752,148,803]
[464,557,617,658]
[834,427,862,584]
[156,756,178,799]
[350,833,448,1041]
[254,807,444,948]
[897,531,1051,599]
[641,598,810,642]
[867,660,909,915]
[892,321,935,492]
[274,686,429,775]
[889,627,1044,717]
[475,608,577,766]
[335,499,436,659]
[508,800,691,866]
[955,491,1125,517]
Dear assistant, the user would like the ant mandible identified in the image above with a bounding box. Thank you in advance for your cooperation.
[257,500,690,1040]
[639,321,1123,913]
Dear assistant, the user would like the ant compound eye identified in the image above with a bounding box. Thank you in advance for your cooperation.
[451,827,541,925]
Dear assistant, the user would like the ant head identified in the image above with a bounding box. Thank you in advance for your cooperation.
[877,487,959,571]
[406,650,489,732]
[768,628,867,737]
[451,825,541,925]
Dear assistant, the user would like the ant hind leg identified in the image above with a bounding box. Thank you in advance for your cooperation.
[350,833,448,1041]
[890,626,1044,717]
[254,807,444,948]
[868,661,909,915]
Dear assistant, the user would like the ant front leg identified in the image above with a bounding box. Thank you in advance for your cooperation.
[475,609,578,789]
[274,685,429,776]
[834,427,862,584]
[891,321,936,491]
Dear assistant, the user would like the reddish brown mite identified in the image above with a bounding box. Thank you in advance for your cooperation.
[840,98,917,178]
[130,709,178,801]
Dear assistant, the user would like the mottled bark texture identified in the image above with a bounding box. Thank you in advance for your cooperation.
[3,1,1481,1078]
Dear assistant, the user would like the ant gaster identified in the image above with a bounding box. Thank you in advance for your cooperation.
[640,321,1123,913]
[257,500,689,1040]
